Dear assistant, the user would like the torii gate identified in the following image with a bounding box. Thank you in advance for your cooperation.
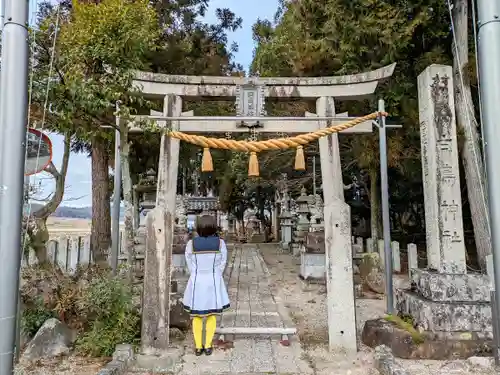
[130,64,396,355]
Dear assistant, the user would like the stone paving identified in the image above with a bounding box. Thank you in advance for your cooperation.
[180,244,313,374]
[130,244,313,374]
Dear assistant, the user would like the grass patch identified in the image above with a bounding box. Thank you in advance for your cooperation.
[384,314,424,345]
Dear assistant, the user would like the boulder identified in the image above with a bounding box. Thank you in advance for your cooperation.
[363,318,493,360]
[22,318,74,361]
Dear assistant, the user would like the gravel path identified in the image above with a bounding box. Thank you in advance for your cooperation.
[258,243,498,375]
[14,357,107,375]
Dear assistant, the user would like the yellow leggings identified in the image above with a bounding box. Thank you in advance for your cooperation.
[192,315,217,349]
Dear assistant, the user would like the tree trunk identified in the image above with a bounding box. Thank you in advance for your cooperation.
[452,0,491,270]
[369,167,381,245]
[28,134,71,263]
[120,125,135,281]
[91,135,111,265]
[28,218,50,263]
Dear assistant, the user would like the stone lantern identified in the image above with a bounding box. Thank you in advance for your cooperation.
[292,187,311,256]
[280,210,294,251]
[226,213,237,242]
[135,168,157,225]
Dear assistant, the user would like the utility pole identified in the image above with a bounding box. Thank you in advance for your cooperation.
[476,0,500,362]
[0,1,29,374]
[377,99,394,314]
[0,0,5,32]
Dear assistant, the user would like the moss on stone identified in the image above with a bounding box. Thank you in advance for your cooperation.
[384,314,424,345]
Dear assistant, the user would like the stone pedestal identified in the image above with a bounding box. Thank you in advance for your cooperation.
[396,269,492,339]
[300,232,325,280]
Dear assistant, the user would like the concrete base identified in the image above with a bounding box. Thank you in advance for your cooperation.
[299,252,325,280]
[133,347,184,373]
[396,289,492,335]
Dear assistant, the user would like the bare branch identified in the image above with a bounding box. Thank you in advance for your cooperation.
[32,133,71,219]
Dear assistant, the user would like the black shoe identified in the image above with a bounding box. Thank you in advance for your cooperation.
[204,347,213,356]
[195,348,204,356]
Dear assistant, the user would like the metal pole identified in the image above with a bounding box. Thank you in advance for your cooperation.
[14,175,29,364]
[0,0,5,32]
[378,99,394,314]
[477,0,500,363]
[0,1,29,373]
[110,110,121,274]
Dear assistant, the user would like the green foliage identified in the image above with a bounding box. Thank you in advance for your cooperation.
[248,0,457,237]
[32,0,159,139]
[21,297,55,337]
[75,275,140,357]
[62,0,158,72]
[21,264,140,357]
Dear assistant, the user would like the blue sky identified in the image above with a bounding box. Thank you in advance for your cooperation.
[32,0,279,207]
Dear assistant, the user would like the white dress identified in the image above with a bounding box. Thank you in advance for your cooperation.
[182,237,230,316]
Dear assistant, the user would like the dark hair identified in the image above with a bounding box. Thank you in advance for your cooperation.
[196,215,218,237]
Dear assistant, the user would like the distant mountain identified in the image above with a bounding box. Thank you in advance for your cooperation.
[25,203,124,219]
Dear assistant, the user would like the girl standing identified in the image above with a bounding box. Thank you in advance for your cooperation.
[182,215,230,356]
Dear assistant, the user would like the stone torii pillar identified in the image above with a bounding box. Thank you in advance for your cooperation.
[306,98,357,351]
[141,94,182,355]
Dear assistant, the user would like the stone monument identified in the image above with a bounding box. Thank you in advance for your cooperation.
[395,65,491,345]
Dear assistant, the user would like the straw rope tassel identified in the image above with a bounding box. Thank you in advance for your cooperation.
[248,152,259,177]
[294,146,305,171]
[201,147,214,172]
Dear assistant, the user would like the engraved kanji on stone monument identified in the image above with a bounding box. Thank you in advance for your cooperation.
[418,65,466,274]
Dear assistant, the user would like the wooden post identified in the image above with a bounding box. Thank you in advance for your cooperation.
[141,94,181,355]
[314,97,357,352]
